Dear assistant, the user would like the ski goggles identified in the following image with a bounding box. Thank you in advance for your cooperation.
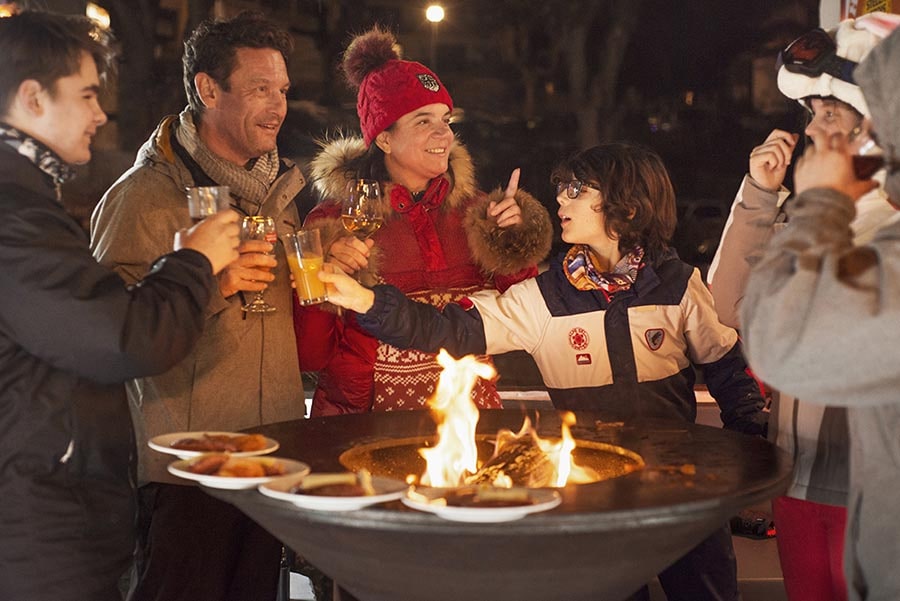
[776,28,858,85]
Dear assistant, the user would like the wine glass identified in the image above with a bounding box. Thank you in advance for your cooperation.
[341,179,384,241]
[240,215,277,313]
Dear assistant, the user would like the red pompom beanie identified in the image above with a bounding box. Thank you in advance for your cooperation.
[341,27,453,146]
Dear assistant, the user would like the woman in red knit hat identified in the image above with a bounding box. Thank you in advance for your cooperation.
[294,26,553,416]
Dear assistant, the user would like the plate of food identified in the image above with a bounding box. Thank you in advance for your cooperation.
[148,431,278,459]
[259,470,408,511]
[167,454,309,490]
[402,485,561,522]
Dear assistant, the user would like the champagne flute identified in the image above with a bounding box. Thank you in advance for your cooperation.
[341,179,384,241]
[240,215,277,313]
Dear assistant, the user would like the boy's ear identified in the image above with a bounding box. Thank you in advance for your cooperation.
[15,79,46,116]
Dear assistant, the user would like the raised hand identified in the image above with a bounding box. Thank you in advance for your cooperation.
[317,263,375,314]
[216,239,277,298]
[174,209,240,275]
[794,132,878,200]
[488,168,524,228]
[748,129,799,192]
[326,235,374,274]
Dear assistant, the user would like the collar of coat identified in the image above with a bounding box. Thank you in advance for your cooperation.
[309,136,477,216]
[137,115,300,184]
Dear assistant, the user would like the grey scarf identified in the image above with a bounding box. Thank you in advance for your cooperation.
[175,108,280,213]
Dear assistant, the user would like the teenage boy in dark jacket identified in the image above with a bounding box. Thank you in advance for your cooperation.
[0,11,239,601]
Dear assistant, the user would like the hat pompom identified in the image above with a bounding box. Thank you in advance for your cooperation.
[342,26,401,89]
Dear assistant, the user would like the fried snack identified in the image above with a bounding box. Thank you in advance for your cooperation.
[217,458,266,478]
[184,454,286,478]
[291,470,376,497]
[444,486,534,508]
[184,453,230,475]
[234,433,269,452]
[171,433,269,453]
[261,460,287,477]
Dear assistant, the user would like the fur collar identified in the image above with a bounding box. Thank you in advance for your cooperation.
[309,135,477,214]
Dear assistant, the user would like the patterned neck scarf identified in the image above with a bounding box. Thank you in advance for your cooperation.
[564,245,644,296]
[0,122,75,188]
[174,108,280,209]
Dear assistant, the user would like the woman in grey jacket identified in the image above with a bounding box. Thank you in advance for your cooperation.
[742,22,900,601]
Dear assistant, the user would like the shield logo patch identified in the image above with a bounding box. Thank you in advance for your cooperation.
[417,73,440,92]
[645,328,665,351]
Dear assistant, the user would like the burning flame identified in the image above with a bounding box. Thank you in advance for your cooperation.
[418,350,597,488]
[536,412,598,486]
[419,350,495,487]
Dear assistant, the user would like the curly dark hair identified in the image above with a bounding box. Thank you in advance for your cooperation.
[0,10,116,117]
[182,10,293,117]
[550,142,677,260]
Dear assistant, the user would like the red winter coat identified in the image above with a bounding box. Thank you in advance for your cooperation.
[294,137,552,415]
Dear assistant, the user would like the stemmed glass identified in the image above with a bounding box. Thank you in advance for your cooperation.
[240,215,277,313]
[341,179,384,241]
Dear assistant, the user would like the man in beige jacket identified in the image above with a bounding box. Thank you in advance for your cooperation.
[91,11,305,601]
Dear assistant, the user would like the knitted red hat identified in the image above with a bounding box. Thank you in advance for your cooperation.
[342,27,453,146]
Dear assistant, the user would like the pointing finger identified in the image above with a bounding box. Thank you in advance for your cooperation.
[504,168,521,198]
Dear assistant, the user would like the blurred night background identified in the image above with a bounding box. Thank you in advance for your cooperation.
[5,0,822,277]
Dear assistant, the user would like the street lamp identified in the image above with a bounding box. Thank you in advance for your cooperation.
[426,4,444,70]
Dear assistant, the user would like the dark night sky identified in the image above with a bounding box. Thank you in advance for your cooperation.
[619,0,816,95]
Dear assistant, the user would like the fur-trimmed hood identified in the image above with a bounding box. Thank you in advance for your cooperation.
[310,135,477,216]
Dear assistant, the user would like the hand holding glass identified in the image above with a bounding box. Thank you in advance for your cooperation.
[849,127,897,180]
[186,186,232,222]
[342,180,384,240]
[240,216,277,313]
[283,228,328,306]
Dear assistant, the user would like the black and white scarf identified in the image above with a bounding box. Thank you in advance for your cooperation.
[0,122,75,190]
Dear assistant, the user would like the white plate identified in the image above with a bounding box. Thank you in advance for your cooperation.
[402,487,562,522]
[148,431,279,459]
[167,455,310,490]
[259,474,409,511]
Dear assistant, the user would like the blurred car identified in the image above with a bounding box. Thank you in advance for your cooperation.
[672,198,729,280]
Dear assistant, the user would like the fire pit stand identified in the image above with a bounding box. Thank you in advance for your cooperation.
[207,409,790,601]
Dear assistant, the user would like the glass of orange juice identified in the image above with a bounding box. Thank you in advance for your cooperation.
[283,228,327,305]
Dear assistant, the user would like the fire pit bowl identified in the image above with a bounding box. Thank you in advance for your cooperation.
[206,408,791,601]
[339,433,644,486]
